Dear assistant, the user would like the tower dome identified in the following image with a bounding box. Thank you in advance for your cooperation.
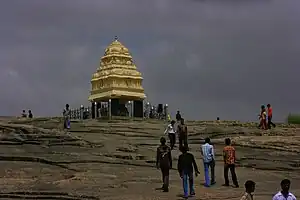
[104,36,130,56]
[89,36,146,103]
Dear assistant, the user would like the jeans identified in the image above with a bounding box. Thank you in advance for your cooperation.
[224,164,239,186]
[168,133,176,149]
[204,160,215,186]
[182,171,194,197]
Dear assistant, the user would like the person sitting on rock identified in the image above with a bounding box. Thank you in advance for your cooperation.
[28,110,33,118]
[21,110,27,118]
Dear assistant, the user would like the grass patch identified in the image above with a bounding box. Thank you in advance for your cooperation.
[287,114,300,124]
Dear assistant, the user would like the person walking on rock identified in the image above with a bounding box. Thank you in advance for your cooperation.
[267,104,276,129]
[201,137,216,187]
[223,138,239,188]
[164,120,176,149]
[178,118,188,150]
[177,146,200,199]
[156,137,172,192]
[273,179,296,200]
[240,180,255,200]
[63,104,71,129]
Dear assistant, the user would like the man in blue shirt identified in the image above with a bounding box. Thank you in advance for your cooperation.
[201,137,216,187]
[273,179,296,200]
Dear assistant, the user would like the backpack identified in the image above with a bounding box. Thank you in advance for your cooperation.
[159,146,170,167]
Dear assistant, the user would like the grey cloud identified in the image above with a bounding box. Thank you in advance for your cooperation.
[0,0,300,121]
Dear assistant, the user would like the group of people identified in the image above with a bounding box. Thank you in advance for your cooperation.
[21,110,33,118]
[156,136,241,198]
[157,112,296,199]
[258,104,276,130]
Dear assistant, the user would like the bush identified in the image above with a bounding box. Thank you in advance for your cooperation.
[287,114,300,124]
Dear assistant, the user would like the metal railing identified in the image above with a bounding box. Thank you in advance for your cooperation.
[67,102,169,120]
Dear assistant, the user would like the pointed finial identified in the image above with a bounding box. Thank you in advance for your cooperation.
[114,36,118,41]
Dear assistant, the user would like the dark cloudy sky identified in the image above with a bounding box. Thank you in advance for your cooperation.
[1,0,300,121]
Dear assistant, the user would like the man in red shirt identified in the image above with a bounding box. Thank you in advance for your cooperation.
[267,104,276,129]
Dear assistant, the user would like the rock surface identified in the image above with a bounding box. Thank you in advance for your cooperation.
[0,117,299,199]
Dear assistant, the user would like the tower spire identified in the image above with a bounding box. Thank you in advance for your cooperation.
[114,36,118,41]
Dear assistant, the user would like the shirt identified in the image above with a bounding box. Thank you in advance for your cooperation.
[223,145,236,165]
[268,107,273,117]
[164,124,175,134]
[177,152,199,174]
[240,192,253,200]
[201,143,215,163]
[178,124,187,136]
[273,192,296,200]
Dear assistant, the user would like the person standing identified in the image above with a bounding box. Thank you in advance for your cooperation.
[156,137,172,192]
[240,180,255,200]
[272,179,296,200]
[176,111,182,122]
[258,105,267,130]
[201,137,216,187]
[63,104,71,129]
[178,118,188,150]
[177,146,200,199]
[267,104,276,129]
[223,138,239,188]
[164,120,176,149]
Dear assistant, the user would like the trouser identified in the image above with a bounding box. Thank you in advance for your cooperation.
[204,159,215,186]
[268,116,276,129]
[224,164,239,186]
[161,167,169,190]
[179,134,188,150]
[182,171,194,197]
[168,133,175,149]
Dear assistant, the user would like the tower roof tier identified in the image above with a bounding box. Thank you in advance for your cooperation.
[89,37,146,102]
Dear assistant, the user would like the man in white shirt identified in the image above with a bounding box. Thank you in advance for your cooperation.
[164,120,176,150]
[201,137,216,187]
[273,179,296,200]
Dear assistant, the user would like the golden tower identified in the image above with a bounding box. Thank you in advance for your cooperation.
[89,36,146,117]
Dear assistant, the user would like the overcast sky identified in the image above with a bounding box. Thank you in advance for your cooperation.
[0,0,300,121]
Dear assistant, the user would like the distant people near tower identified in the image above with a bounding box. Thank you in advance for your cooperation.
[28,110,33,118]
[63,104,71,129]
[21,110,27,118]
[156,137,172,192]
[176,111,182,122]
[223,138,239,188]
[177,146,199,199]
[267,104,276,129]
[240,180,255,200]
[164,120,176,150]
[178,118,188,150]
[201,137,216,187]
[258,105,267,130]
[272,179,296,200]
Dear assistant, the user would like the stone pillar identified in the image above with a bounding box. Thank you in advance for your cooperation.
[108,99,112,119]
[164,104,169,120]
[91,102,95,119]
[80,105,84,120]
